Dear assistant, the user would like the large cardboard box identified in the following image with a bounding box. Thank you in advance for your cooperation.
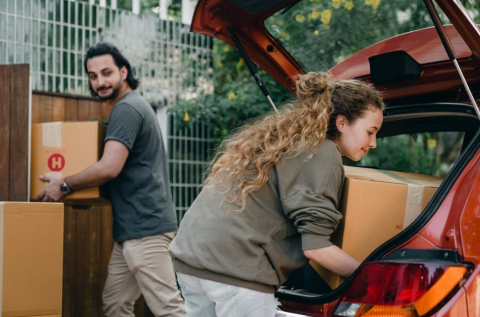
[31,121,108,205]
[311,166,442,289]
[0,202,63,317]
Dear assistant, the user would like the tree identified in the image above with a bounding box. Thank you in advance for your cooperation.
[169,40,292,141]
[171,0,479,174]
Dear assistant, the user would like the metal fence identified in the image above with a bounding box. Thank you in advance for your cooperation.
[168,114,214,223]
[0,0,214,220]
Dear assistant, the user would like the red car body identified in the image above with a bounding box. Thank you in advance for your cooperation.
[189,1,480,316]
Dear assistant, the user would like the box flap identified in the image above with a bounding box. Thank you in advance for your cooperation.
[344,166,442,188]
[344,166,405,184]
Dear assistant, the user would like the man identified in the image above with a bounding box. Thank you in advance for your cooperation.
[37,42,186,317]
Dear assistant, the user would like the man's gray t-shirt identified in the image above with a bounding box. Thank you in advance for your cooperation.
[105,91,177,242]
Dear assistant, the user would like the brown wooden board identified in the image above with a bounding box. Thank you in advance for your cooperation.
[102,102,111,121]
[77,99,90,121]
[75,205,90,317]
[89,100,102,120]
[53,96,66,121]
[32,94,40,124]
[63,206,77,317]
[100,205,113,292]
[0,65,11,201]
[65,97,78,121]
[134,296,148,316]
[9,65,29,201]
[39,94,54,123]
[87,206,101,316]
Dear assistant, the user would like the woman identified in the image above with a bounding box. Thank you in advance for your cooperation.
[169,72,384,317]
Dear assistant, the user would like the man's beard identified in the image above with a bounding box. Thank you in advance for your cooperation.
[95,80,123,101]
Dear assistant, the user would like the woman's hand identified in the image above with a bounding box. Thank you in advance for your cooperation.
[304,245,360,277]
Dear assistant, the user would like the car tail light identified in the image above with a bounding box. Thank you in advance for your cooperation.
[333,262,470,317]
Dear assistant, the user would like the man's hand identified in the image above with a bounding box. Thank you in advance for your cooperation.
[36,175,66,202]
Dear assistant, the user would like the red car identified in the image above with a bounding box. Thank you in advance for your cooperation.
[190,0,480,316]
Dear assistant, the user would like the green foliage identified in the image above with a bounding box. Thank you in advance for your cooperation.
[169,0,478,174]
[169,39,292,141]
[355,134,441,176]
[265,0,450,73]
[170,0,476,139]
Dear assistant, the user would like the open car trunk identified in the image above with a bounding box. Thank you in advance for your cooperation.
[277,102,480,302]
[191,0,480,102]
[188,0,480,314]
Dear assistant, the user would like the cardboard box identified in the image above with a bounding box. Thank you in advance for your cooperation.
[31,121,108,205]
[0,202,63,317]
[311,166,442,289]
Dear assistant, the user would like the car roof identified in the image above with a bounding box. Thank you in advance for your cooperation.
[191,0,480,102]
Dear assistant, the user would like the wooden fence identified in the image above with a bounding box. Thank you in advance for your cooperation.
[0,64,29,202]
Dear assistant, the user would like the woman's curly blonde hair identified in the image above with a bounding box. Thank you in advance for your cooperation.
[205,72,384,212]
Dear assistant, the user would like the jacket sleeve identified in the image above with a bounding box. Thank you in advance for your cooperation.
[277,141,345,250]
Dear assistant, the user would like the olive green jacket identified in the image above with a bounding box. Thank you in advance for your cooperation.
[169,139,345,293]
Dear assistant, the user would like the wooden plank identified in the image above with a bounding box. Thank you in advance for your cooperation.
[77,99,90,121]
[39,94,54,123]
[89,100,102,120]
[100,205,113,295]
[75,206,89,317]
[32,94,41,124]
[65,98,78,121]
[62,206,77,317]
[101,102,111,121]
[9,64,29,201]
[0,66,11,201]
[53,96,66,121]
[134,296,147,317]
[87,206,101,317]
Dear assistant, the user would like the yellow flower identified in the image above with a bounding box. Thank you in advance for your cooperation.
[311,9,320,19]
[344,1,354,10]
[332,0,341,8]
[321,23,331,30]
[365,0,374,4]
[216,60,223,68]
[183,112,190,122]
[295,14,306,23]
[279,31,291,39]
[321,10,332,25]
[372,0,381,9]
[237,58,244,67]
[223,45,230,52]
[314,29,320,35]
[228,92,236,100]
[427,139,437,148]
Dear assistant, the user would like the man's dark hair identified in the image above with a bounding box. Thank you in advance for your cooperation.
[84,42,140,97]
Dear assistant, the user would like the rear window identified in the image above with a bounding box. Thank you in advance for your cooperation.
[355,131,465,178]
[264,0,472,74]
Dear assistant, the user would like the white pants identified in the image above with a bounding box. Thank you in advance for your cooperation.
[102,233,186,317]
[176,273,278,317]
